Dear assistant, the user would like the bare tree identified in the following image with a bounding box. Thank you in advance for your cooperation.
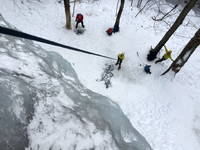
[162,28,200,75]
[64,0,72,29]
[113,0,125,33]
[147,0,198,61]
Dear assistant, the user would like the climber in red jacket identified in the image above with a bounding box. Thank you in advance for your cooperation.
[75,13,85,29]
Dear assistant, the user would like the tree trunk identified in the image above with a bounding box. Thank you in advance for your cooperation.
[162,28,200,75]
[113,0,125,33]
[147,0,198,61]
[64,0,72,29]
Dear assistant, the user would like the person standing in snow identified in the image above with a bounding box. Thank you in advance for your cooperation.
[115,52,125,70]
[155,45,174,64]
[75,13,85,29]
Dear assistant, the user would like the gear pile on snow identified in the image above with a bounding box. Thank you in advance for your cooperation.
[98,64,114,88]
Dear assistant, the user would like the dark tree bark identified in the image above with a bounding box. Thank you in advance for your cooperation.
[113,0,125,33]
[147,0,198,61]
[64,0,72,29]
[162,28,200,75]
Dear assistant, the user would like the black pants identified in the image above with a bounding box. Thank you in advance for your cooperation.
[115,58,122,69]
[155,57,166,64]
[76,21,84,29]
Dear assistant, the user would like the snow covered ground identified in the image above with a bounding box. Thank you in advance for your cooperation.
[0,14,152,150]
[1,0,200,150]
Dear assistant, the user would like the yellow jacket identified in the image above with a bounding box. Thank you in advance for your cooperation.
[163,46,174,61]
[118,53,125,60]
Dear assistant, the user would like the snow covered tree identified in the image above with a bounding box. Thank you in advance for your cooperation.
[113,0,125,33]
[162,28,200,75]
[64,0,72,29]
[147,0,198,61]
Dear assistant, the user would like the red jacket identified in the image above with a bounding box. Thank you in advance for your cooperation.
[76,14,83,22]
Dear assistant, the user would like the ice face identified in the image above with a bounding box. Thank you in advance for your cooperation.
[0,14,152,150]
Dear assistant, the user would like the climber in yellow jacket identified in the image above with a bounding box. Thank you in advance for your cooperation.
[155,45,174,64]
[115,52,125,70]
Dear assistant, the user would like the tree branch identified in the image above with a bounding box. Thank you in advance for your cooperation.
[152,4,178,21]
[135,0,151,17]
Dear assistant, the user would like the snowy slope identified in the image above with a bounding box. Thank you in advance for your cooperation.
[1,0,200,150]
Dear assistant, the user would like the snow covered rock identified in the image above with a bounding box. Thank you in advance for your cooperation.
[0,14,152,150]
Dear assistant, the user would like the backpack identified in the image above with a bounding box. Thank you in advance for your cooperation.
[106,28,113,36]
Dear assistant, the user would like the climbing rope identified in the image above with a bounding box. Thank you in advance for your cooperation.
[0,26,116,60]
